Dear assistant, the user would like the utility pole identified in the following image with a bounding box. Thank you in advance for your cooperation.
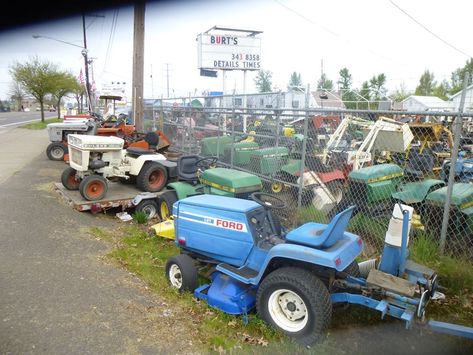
[132,1,145,132]
[82,14,92,112]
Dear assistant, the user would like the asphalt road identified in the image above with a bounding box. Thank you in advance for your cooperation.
[0,125,196,354]
[0,111,57,128]
[0,123,471,354]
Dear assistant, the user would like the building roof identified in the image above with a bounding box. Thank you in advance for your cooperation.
[449,83,473,100]
[402,95,454,110]
[311,90,345,109]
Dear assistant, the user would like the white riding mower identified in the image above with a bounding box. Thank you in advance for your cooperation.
[61,132,177,201]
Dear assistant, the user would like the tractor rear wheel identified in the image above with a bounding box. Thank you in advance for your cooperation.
[256,267,332,346]
[79,175,108,201]
[165,254,198,293]
[46,142,67,161]
[159,190,178,220]
[137,162,168,192]
[61,167,81,190]
[135,199,158,219]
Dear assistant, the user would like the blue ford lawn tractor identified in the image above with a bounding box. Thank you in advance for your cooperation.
[165,193,473,346]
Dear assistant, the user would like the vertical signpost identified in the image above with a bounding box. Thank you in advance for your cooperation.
[197,27,262,132]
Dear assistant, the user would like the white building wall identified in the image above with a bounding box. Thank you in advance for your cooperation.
[451,87,473,112]
[402,97,427,111]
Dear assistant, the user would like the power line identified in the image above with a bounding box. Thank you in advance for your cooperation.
[388,0,473,58]
[102,8,119,75]
[273,0,414,69]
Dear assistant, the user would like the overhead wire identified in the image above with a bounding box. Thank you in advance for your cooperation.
[272,0,414,69]
[102,8,119,76]
[388,0,473,59]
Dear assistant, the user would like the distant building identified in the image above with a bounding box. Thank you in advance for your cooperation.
[402,95,454,112]
[312,90,345,109]
[449,84,473,112]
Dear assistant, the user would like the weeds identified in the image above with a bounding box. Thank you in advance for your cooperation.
[20,117,62,129]
[132,210,149,224]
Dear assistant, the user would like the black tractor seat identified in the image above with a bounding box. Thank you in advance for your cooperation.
[126,147,158,157]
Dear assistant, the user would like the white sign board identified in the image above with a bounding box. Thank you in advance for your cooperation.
[99,82,127,103]
[197,33,261,71]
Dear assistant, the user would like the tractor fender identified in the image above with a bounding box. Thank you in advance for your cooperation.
[235,236,363,285]
[316,170,345,184]
[129,154,168,175]
[167,182,200,200]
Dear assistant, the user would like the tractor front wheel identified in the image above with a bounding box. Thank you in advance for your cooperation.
[46,142,67,161]
[79,175,108,201]
[61,167,81,190]
[137,162,168,192]
[256,267,332,346]
[165,254,198,293]
[159,190,178,220]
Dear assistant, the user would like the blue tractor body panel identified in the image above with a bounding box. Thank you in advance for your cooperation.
[173,195,259,266]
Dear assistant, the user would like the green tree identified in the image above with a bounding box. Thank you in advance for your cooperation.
[389,83,411,103]
[287,72,302,90]
[338,68,357,109]
[254,70,273,93]
[358,81,371,109]
[449,58,473,96]
[50,71,81,118]
[415,70,436,96]
[432,79,450,100]
[369,73,387,100]
[317,73,333,90]
[10,56,59,122]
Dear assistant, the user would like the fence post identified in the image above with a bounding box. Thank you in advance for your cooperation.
[439,72,469,254]
[297,84,310,208]
[230,92,235,167]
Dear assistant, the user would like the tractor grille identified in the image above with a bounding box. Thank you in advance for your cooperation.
[70,147,82,165]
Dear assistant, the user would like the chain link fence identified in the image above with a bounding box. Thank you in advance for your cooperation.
[142,93,473,261]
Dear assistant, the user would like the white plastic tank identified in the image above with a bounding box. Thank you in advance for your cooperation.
[384,204,414,247]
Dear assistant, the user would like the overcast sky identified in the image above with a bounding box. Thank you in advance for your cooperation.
[0,0,471,102]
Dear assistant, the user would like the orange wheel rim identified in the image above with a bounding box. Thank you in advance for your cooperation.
[67,174,79,187]
[86,181,104,198]
[149,170,164,188]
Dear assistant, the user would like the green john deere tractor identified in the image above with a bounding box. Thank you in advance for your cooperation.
[158,155,263,220]
[200,135,260,166]
[421,182,473,244]
[340,163,446,218]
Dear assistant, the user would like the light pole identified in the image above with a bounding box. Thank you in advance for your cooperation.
[33,31,93,113]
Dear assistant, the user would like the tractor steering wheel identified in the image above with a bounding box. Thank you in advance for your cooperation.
[250,192,287,210]
[196,156,218,169]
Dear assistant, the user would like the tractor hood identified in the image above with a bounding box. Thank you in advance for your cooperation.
[200,168,262,194]
[47,119,92,131]
[392,179,445,204]
[250,146,289,158]
[349,163,403,183]
[228,141,259,151]
[426,183,473,208]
